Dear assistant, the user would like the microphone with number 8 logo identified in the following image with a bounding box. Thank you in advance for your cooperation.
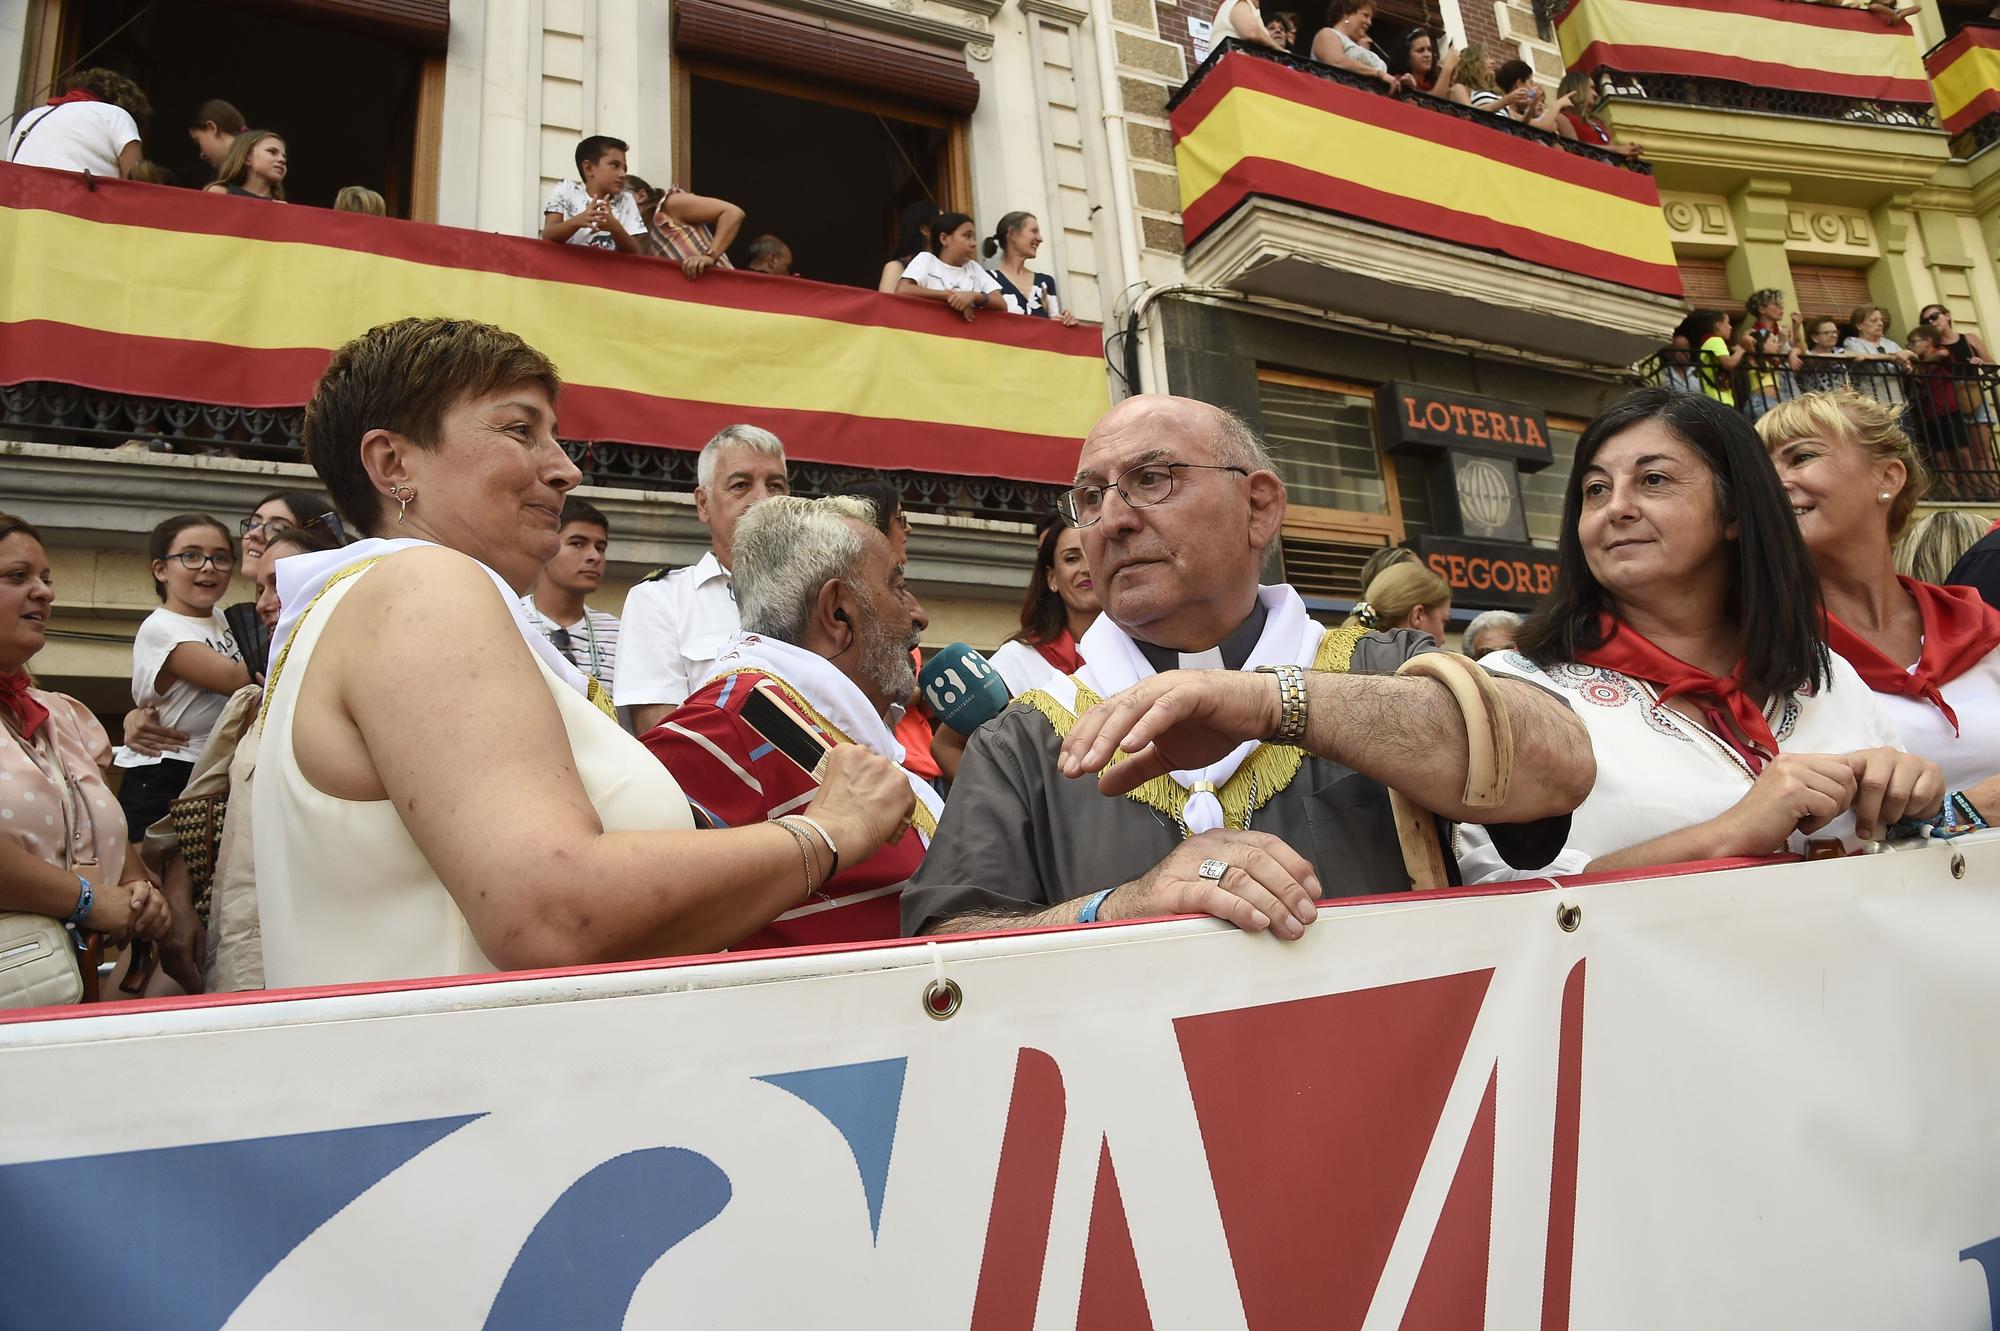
[919,643,1014,737]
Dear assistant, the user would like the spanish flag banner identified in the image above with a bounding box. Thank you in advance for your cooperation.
[1556,0,1929,102]
[0,165,1108,484]
[1928,23,2000,135]
[1172,52,1681,297]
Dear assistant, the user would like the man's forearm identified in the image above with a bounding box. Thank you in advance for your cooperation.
[1297,673,1593,822]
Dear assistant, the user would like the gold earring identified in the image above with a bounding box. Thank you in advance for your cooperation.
[392,485,415,522]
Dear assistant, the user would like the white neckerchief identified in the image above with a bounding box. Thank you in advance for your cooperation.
[707,632,944,833]
[272,537,597,703]
[1075,584,1324,833]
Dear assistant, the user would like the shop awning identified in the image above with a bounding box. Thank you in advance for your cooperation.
[1171,52,1682,298]
[0,165,1105,484]
[1928,23,2000,135]
[1555,0,1930,103]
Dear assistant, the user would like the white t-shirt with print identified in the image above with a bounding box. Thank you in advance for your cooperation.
[7,101,140,175]
[542,179,647,250]
[902,251,1004,298]
[117,607,243,767]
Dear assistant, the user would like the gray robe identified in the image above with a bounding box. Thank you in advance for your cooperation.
[901,629,1566,934]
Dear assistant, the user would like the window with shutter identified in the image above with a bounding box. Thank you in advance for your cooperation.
[1256,370,1410,599]
[1787,264,1875,324]
[1676,258,1735,309]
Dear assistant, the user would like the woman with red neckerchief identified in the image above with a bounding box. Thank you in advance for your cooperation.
[1760,389,2000,832]
[1457,388,1942,883]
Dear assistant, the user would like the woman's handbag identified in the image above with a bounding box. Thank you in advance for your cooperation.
[0,910,83,1009]
[169,791,228,922]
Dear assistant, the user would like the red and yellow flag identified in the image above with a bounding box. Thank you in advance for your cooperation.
[1557,0,1929,102]
[1928,23,2000,135]
[0,164,1108,484]
[1172,53,1680,297]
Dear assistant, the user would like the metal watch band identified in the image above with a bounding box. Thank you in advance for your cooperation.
[1255,663,1309,743]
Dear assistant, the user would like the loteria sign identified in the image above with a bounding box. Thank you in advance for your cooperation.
[1377,381,1553,469]
[2,835,1999,1328]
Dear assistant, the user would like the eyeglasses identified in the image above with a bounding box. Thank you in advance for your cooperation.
[239,514,291,537]
[1056,462,1250,529]
[164,551,236,571]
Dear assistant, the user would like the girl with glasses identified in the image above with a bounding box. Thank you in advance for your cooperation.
[113,514,250,849]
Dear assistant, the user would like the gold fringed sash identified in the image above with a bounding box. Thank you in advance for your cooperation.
[1016,623,1367,835]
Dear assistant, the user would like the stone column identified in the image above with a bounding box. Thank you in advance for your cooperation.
[1725,179,1794,311]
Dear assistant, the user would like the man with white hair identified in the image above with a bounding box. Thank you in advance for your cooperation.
[903,395,1594,939]
[645,496,938,948]
[618,424,790,734]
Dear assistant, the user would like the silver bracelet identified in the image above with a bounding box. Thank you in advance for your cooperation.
[1254,663,1309,743]
[788,813,841,879]
[773,818,821,904]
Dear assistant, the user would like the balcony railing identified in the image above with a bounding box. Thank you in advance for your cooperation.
[1592,70,1935,130]
[1926,22,2000,157]
[1637,349,2000,500]
[1557,0,1935,126]
[0,162,1105,514]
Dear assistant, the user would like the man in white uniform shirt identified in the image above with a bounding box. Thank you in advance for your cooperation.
[618,425,790,734]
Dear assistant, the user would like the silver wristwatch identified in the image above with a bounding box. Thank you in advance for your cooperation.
[1254,663,1309,743]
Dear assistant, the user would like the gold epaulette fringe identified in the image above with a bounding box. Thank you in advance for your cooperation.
[1016,624,1364,834]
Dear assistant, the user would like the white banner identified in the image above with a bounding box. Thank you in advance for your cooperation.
[1,833,1998,1329]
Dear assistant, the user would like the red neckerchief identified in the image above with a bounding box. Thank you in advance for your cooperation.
[45,90,100,107]
[0,673,50,744]
[1825,578,2000,736]
[1572,613,1777,773]
[1033,629,1085,675]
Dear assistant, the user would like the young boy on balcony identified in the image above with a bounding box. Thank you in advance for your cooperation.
[541,135,645,254]
[1783,0,1918,26]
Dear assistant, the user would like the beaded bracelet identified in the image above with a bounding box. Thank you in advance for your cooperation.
[65,875,93,927]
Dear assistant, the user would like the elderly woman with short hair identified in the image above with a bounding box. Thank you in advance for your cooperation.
[1457,388,1941,882]
[1760,389,2000,831]
[255,318,915,986]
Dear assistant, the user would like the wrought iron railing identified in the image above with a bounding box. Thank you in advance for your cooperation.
[0,382,1066,524]
[1593,69,1937,129]
[1636,348,2000,499]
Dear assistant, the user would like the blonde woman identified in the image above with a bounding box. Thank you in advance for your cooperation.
[1898,510,1989,584]
[333,186,385,216]
[1346,559,1452,644]
[205,129,286,201]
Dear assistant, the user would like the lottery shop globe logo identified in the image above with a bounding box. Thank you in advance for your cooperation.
[1456,458,1515,532]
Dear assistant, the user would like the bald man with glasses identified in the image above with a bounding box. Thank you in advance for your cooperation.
[901,395,1594,940]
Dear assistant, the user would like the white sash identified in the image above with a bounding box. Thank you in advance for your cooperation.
[271,538,599,704]
[1074,585,1325,833]
[706,633,945,833]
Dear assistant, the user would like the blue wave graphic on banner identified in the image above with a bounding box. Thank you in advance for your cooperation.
[0,1114,482,1331]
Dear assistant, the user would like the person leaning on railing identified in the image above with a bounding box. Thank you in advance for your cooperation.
[1552,71,1642,160]
[6,68,149,179]
[1840,304,1913,410]
[0,513,171,1008]
[252,317,915,987]
[1795,315,1860,394]
[1455,388,1941,883]
[1759,390,1999,835]
[1212,0,1289,51]
[1396,27,1458,97]
[1310,0,1405,94]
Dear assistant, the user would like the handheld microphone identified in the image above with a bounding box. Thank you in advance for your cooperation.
[920,644,1012,737]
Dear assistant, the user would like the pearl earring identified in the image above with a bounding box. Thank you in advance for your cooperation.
[1878,492,1891,503]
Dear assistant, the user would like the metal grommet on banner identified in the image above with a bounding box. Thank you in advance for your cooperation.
[922,941,962,1021]
[1951,853,1967,881]
[1556,902,1582,933]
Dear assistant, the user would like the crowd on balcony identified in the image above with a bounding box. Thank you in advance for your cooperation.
[5,76,1082,324]
[1210,0,1644,159]
[1655,290,2000,499]
[5,306,1998,1008]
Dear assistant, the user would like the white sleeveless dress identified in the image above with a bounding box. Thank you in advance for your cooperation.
[254,559,695,987]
